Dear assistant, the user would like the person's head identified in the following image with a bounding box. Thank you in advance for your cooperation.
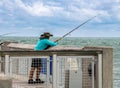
[39,34,44,39]
[40,32,53,39]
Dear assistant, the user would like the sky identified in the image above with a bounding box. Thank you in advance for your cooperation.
[0,0,120,37]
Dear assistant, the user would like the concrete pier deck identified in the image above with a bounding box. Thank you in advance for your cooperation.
[0,73,52,88]
[13,80,49,88]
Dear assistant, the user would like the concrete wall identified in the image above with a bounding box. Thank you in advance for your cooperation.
[102,48,113,88]
[0,45,113,88]
[83,46,113,88]
[0,78,12,88]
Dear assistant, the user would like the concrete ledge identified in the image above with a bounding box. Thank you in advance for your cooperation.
[0,78,12,88]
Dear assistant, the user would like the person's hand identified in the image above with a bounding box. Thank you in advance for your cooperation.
[45,45,51,50]
[54,39,59,43]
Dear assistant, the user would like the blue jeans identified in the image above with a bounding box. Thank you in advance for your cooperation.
[41,56,53,75]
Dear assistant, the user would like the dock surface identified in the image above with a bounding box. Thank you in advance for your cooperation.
[0,73,52,88]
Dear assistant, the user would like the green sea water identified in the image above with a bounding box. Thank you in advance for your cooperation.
[0,36,120,88]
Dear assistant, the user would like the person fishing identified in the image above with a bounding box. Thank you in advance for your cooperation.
[28,15,97,84]
[28,32,57,84]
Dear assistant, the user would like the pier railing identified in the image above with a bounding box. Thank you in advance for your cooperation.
[0,46,113,88]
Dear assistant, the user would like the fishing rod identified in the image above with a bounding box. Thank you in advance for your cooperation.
[55,15,98,42]
[0,32,18,36]
[0,32,19,45]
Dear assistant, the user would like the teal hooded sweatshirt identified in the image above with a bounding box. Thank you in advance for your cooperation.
[34,38,57,50]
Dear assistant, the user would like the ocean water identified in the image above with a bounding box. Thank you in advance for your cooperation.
[0,36,120,88]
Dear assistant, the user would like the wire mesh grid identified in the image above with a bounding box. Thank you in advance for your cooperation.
[0,55,96,88]
[56,56,95,88]
[0,56,51,88]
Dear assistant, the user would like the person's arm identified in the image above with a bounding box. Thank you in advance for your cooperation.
[45,40,57,46]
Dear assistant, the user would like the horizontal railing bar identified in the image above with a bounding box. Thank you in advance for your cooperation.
[0,50,102,56]
[114,79,120,80]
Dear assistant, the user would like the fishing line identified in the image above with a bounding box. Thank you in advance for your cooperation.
[0,32,19,36]
[55,15,99,42]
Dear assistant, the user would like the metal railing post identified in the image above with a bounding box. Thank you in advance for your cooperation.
[98,53,102,88]
[5,55,9,76]
[9,57,12,77]
[46,57,50,88]
[92,57,95,88]
[0,56,1,73]
[56,56,59,88]
[53,54,57,88]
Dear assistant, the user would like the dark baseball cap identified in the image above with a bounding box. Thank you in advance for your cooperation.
[42,32,53,37]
